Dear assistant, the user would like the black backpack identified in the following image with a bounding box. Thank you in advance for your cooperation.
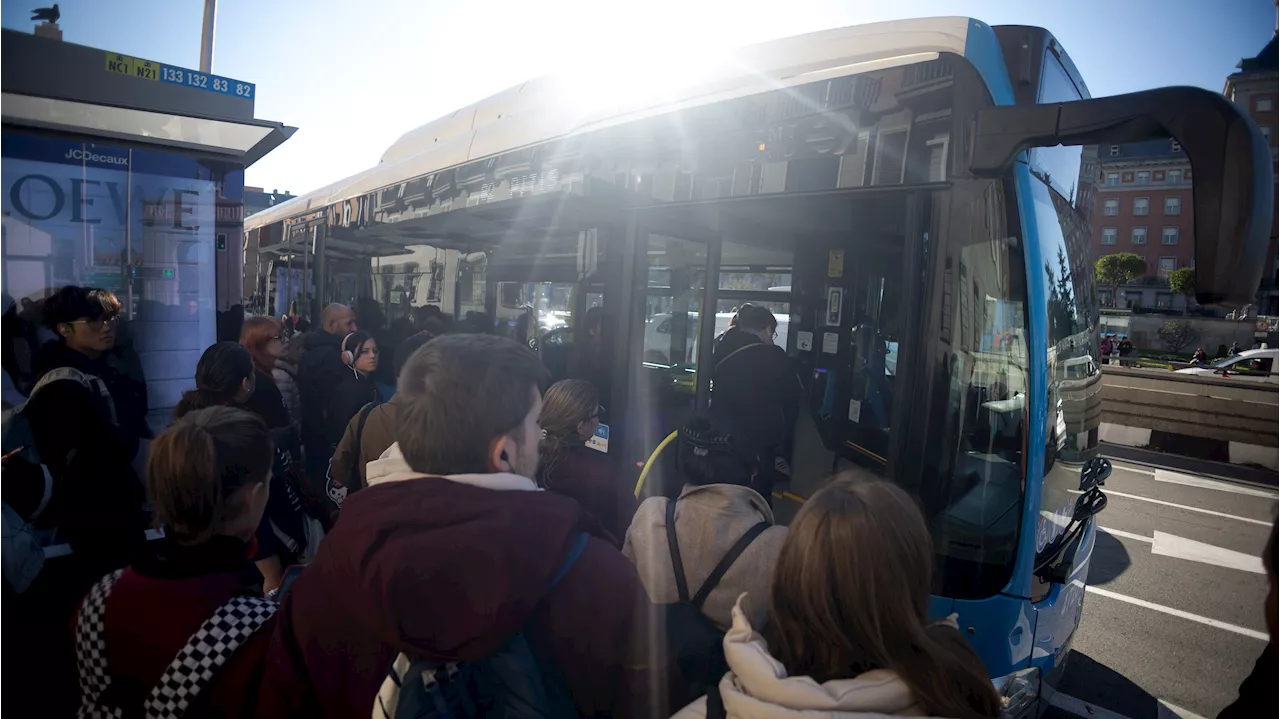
[661,498,769,699]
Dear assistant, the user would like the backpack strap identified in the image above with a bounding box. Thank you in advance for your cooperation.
[143,595,276,719]
[713,341,767,373]
[690,521,770,608]
[665,499,691,603]
[28,367,118,426]
[75,569,126,719]
[351,401,379,482]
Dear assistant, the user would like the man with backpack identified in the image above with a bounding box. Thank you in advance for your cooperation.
[258,334,670,718]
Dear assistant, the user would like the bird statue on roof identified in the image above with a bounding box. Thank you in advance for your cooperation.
[30,5,60,23]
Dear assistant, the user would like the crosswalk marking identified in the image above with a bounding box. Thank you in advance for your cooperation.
[1085,585,1269,641]
[1153,469,1278,498]
[1079,488,1273,526]
[1151,531,1266,574]
[1098,526,1152,543]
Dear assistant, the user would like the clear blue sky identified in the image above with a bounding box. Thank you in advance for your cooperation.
[5,0,1275,196]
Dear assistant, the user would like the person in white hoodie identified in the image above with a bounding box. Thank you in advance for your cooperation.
[673,472,1001,719]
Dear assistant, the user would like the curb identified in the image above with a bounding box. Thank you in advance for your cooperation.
[1099,423,1278,475]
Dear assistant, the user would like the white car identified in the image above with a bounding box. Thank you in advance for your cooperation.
[1175,348,1277,383]
[643,312,790,365]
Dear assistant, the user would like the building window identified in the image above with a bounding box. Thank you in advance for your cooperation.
[1136,170,1150,185]
[1162,227,1179,245]
[1171,139,1181,153]
[1156,293,1173,309]
[1106,172,1120,186]
[1109,145,1120,157]
[1158,256,1176,280]
[1132,227,1147,245]
[1258,98,1274,112]
[1164,196,1181,215]
[1103,198,1119,216]
[1167,169,1183,183]
[1101,227,1118,245]
[1133,197,1149,216]
[1153,169,1165,182]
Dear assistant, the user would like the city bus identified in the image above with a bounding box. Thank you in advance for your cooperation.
[243,17,1272,714]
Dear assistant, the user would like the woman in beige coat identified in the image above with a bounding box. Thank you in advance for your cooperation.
[672,474,1002,719]
[624,418,787,631]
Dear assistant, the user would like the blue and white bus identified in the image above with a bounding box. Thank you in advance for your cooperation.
[244,17,1272,714]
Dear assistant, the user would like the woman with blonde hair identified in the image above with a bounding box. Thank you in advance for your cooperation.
[537,378,636,545]
[674,472,1001,719]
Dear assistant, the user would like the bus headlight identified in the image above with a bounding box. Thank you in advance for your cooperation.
[993,667,1040,719]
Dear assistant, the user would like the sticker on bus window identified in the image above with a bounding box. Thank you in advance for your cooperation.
[588,423,609,453]
[848,399,862,423]
[828,249,844,278]
[796,331,814,352]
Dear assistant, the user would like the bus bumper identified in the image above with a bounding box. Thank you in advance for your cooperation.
[994,667,1040,719]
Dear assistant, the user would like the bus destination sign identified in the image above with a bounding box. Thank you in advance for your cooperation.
[104,53,255,100]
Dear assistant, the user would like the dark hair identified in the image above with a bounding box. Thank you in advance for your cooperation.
[677,416,756,487]
[537,379,599,484]
[397,334,548,475]
[394,332,431,378]
[767,472,1001,719]
[174,342,255,418]
[734,303,777,333]
[41,286,120,330]
[147,406,272,544]
[343,330,374,360]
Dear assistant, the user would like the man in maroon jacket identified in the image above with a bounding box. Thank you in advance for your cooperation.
[257,333,671,718]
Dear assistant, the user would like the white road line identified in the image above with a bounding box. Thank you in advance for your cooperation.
[1048,692,1134,719]
[1151,531,1266,574]
[1099,526,1154,543]
[1112,464,1155,476]
[1077,489,1273,526]
[1153,468,1278,498]
[1157,700,1206,719]
[1085,586,1269,641]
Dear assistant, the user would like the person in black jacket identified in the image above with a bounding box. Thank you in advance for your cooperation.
[709,303,800,501]
[299,303,357,488]
[174,342,308,593]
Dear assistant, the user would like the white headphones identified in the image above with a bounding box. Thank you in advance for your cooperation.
[341,332,359,367]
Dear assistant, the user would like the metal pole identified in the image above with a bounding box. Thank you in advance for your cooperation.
[199,0,217,73]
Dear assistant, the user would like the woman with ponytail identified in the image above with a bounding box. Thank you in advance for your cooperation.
[537,379,636,545]
[73,407,277,717]
[175,342,309,593]
[673,470,1001,719]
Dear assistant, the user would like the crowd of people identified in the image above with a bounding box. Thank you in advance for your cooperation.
[2,286,1275,718]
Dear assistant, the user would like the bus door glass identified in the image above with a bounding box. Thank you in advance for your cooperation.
[632,231,710,497]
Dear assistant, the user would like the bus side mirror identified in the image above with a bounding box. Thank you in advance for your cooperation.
[969,87,1274,309]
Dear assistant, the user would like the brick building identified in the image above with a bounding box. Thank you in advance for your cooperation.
[1223,31,1278,316]
[1077,139,1195,310]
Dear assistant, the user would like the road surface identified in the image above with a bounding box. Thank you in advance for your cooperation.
[1043,454,1275,719]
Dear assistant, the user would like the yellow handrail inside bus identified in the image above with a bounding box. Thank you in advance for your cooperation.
[634,431,678,498]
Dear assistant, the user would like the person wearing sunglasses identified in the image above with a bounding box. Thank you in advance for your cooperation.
[536,379,637,546]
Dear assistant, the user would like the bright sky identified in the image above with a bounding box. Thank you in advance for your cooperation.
[4,0,1275,196]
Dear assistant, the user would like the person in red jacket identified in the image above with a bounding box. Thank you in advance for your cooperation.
[73,406,277,718]
[257,334,682,718]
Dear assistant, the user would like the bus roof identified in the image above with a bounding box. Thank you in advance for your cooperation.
[246,16,990,232]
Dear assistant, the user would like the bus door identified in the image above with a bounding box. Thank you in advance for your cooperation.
[623,215,720,499]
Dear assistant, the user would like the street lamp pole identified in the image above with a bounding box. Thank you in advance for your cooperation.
[199,0,217,73]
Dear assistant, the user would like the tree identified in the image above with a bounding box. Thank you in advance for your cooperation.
[1094,253,1147,308]
[1168,267,1196,315]
[1157,321,1200,354]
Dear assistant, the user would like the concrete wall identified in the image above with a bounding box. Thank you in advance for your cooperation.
[1106,313,1259,354]
[1099,366,1278,468]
